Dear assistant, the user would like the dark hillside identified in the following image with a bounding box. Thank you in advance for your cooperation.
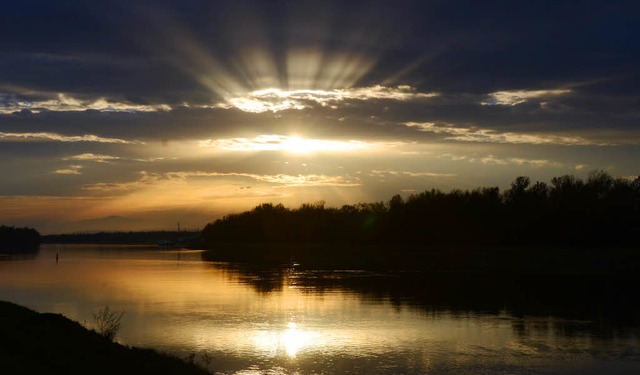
[0,301,209,375]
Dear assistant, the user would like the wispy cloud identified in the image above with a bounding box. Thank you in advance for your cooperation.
[62,153,163,163]
[508,158,562,168]
[82,171,160,191]
[63,153,121,163]
[0,132,143,144]
[405,122,604,146]
[0,93,171,114]
[368,170,457,178]
[132,157,166,162]
[199,134,372,153]
[217,85,438,113]
[52,165,82,175]
[438,153,563,168]
[481,89,571,106]
[165,171,361,187]
[83,170,361,192]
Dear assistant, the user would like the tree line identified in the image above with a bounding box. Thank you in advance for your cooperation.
[0,225,41,252]
[43,230,201,245]
[202,171,640,248]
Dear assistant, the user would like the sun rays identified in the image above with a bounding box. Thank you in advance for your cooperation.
[144,1,419,105]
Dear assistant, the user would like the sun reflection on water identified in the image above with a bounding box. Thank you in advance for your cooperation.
[253,321,319,358]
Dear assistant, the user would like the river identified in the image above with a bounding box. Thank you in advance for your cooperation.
[1,244,639,374]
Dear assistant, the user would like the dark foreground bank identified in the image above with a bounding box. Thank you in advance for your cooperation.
[0,301,209,375]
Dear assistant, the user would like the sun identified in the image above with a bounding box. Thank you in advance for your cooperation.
[281,135,368,154]
[281,136,312,154]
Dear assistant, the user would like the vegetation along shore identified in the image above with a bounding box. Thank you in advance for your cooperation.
[0,301,209,375]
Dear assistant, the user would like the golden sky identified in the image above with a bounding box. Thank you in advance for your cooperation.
[1,1,639,233]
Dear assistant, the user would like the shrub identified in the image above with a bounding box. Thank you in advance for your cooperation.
[92,305,124,341]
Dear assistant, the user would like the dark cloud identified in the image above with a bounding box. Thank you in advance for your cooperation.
[2,1,639,100]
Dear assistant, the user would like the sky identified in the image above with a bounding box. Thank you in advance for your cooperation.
[1,0,639,234]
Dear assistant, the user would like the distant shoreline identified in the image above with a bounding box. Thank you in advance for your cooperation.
[41,230,201,246]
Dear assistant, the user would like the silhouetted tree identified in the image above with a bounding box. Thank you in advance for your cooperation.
[201,171,640,249]
[0,226,41,252]
[505,176,531,205]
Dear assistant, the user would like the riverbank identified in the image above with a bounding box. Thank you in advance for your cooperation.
[202,243,640,275]
[0,301,209,375]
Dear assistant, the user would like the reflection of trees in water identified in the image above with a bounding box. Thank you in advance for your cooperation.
[510,317,595,339]
[200,171,640,338]
[215,263,287,294]
[207,257,640,337]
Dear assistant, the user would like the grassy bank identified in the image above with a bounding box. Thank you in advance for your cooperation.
[0,301,209,375]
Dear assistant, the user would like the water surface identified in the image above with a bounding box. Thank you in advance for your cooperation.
[1,244,639,374]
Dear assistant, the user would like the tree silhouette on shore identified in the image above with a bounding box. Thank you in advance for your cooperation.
[0,226,41,252]
[203,171,640,248]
